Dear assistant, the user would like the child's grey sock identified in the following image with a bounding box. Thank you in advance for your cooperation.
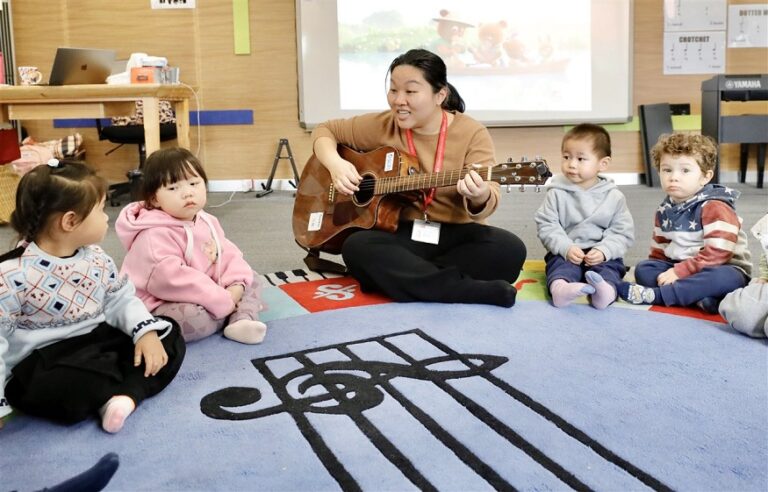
[585,271,617,310]
[549,279,595,308]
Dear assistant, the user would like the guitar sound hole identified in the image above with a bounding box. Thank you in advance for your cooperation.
[353,174,375,206]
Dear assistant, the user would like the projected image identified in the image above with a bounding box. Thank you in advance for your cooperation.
[338,0,591,113]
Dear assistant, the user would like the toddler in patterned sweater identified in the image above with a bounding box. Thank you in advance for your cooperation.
[0,160,185,433]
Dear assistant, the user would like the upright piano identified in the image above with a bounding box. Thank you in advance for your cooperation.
[701,74,768,188]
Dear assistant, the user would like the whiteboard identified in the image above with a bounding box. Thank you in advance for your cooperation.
[296,0,633,128]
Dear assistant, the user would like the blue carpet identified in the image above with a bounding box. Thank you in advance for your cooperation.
[2,301,767,491]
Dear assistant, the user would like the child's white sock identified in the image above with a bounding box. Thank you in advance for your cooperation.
[549,279,595,308]
[99,395,135,434]
[224,320,267,345]
[585,271,617,310]
[618,282,660,305]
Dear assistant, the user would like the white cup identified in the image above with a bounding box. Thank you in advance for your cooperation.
[17,66,43,85]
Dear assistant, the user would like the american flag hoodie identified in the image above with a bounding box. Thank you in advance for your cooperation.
[649,184,751,279]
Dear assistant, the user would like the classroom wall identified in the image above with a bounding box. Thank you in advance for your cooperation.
[9,0,768,183]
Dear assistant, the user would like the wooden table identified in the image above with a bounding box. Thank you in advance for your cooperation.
[0,84,194,155]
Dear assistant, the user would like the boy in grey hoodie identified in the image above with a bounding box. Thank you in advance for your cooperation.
[534,124,634,309]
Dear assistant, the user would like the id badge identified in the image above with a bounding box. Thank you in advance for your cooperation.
[411,219,441,244]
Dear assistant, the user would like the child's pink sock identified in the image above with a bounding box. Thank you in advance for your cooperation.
[549,279,595,308]
[223,320,267,345]
[585,271,617,310]
[99,395,135,434]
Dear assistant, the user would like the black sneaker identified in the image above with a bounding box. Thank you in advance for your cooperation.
[696,296,720,314]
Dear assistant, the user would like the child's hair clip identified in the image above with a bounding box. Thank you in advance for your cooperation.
[47,158,60,168]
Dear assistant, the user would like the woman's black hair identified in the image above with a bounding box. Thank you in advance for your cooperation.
[140,147,208,208]
[387,48,465,113]
[9,159,107,244]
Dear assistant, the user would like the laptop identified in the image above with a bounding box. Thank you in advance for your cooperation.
[47,47,117,85]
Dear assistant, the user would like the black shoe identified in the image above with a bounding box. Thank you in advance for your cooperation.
[45,453,120,492]
[696,296,721,314]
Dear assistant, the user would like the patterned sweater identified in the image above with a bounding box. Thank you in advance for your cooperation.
[0,243,171,419]
[649,184,751,278]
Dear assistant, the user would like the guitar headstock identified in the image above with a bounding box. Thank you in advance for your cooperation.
[490,158,552,187]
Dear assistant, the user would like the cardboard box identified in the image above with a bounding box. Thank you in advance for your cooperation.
[130,66,159,84]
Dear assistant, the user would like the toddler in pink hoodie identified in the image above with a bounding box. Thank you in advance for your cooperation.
[116,147,266,344]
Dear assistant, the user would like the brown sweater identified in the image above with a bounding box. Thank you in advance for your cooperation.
[311,111,500,223]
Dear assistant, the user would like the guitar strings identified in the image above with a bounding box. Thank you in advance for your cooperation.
[351,166,542,192]
[353,169,474,192]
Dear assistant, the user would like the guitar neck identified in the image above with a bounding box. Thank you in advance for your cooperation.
[374,168,489,195]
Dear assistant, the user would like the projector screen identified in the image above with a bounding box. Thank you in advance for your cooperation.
[296,0,632,128]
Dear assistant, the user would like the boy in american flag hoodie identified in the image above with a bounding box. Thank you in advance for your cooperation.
[618,133,750,313]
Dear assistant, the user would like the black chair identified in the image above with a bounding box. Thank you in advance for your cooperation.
[638,103,673,187]
[96,119,177,205]
[739,143,766,189]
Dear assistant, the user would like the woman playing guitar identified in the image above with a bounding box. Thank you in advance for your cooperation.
[311,48,526,307]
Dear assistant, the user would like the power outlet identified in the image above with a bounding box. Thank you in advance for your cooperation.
[207,180,252,192]
[670,103,691,116]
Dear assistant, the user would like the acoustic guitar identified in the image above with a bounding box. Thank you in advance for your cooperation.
[292,145,551,255]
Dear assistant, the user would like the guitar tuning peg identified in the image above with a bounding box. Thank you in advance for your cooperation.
[505,185,511,193]
[520,156,528,162]
[519,184,525,192]
[535,185,542,193]
[506,157,513,163]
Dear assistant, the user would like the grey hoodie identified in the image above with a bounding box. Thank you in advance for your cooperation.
[534,175,634,261]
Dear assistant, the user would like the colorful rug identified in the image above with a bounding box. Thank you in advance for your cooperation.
[5,263,759,491]
[258,261,726,324]
[2,302,765,491]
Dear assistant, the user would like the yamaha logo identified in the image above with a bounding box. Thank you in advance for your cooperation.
[725,79,761,89]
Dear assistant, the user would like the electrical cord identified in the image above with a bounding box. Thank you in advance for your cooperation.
[207,190,237,208]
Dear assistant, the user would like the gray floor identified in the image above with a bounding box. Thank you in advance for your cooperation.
[1,183,765,275]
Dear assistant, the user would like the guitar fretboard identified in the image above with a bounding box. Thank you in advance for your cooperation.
[374,168,488,194]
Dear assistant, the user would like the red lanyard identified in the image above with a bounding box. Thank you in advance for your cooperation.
[405,111,448,216]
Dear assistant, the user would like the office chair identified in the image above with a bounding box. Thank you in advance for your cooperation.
[96,119,177,205]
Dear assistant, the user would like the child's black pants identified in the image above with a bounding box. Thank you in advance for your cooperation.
[6,321,185,424]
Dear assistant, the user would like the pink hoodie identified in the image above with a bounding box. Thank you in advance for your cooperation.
[116,203,254,319]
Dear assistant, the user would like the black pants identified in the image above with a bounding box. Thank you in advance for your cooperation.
[341,221,526,306]
[6,321,185,425]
